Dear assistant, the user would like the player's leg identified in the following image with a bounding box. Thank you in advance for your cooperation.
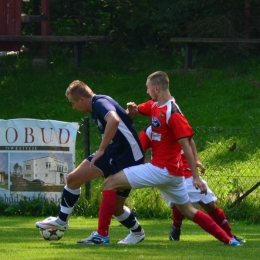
[77,157,146,245]
[76,169,130,245]
[175,202,241,246]
[160,177,241,246]
[188,176,245,243]
[183,176,236,242]
[84,163,155,245]
[187,176,232,237]
[36,158,103,230]
[98,169,132,233]
[199,201,246,243]
[167,176,194,241]
[200,202,233,237]
[114,198,145,244]
[169,205,184,241]
[79,192,145,245]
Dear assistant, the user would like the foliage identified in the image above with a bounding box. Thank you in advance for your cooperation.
[20,0,260,56]
[0,196,58,217]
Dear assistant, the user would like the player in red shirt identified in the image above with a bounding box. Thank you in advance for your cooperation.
[83,71,241,246]
[140,124,245,244]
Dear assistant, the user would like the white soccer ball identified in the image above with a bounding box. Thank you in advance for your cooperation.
[39,228,64,241]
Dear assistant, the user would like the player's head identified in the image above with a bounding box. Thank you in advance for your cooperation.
[146,71,169,100]
[65,80,94,112]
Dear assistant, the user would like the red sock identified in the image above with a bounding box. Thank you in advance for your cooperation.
[172,206,185,228]
[97,190,117,237]
[208,207,233,237]
[193,210,232,244]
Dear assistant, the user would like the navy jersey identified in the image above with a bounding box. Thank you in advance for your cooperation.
[90,95,144,162]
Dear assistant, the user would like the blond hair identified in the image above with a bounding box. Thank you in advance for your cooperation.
[65,80,94,99]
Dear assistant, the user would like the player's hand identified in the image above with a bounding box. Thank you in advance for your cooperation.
[193,177,207,195]
[126,102,138,118]
[90,149,104,168]
[196,160,205,175]
[127,101,137,108]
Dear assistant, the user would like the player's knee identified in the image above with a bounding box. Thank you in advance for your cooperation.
[66,173,81,189]
[177,203,197,220]
[66,174,73,186]
[200,201,216,213]
[103,175,116,190]
[113,205,124,216]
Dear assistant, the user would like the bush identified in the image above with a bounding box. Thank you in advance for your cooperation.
[0,197,59,217]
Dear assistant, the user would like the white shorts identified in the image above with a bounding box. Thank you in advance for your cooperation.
[123,163,189,205]
[167,176,217,208]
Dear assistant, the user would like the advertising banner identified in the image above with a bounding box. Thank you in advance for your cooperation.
[0,119,78,204]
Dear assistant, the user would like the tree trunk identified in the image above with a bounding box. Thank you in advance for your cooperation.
[244,0,251,39]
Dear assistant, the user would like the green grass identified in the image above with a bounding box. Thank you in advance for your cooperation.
[1,50,260,259]
[1,50,260,124]
[1,51,260,127]
[0,216,257,260]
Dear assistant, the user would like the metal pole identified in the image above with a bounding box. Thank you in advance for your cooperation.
[84,117,91,200]
[184,43,192,70]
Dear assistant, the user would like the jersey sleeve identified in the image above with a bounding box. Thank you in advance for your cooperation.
[168,113,194,139]
[138,100,154,116]
[139,129,151,152]
[94,97,116,119]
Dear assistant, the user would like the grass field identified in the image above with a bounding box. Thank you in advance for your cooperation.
[1,50,260,259]
[0,216,258,260]
[1,52,260,219]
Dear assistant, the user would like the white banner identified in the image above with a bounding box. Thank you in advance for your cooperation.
[0,119,79,204]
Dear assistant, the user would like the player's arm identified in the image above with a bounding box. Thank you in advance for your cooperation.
[139,127,152,163]
[178,138,200,179]
[90,111,119,167]
[190,138,205,174]
[126,102,141,118]
[100,111,120,150]
[126,100,154,118]
[178,137,207,194]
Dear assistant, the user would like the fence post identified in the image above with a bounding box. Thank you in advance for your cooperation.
[184,43,192,70]
[84,117,91,200]
[74,42,83,67]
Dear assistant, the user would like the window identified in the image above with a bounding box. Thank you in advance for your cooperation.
[25,165,31,170]
[46,162,51,169]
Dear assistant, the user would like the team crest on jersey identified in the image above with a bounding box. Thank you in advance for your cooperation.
[159,112,164,118]
[152,116,161,128]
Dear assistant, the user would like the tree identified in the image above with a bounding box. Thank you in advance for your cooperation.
[13,163,20,173]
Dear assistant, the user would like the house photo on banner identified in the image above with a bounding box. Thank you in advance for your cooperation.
[0,118,79,205]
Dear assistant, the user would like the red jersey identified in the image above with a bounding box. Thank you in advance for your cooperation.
[138,99,194,176]
[139,125,192,178]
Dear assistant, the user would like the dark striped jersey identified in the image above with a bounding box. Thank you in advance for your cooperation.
[90,94,144,162]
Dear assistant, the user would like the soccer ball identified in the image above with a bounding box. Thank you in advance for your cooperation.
[39,228,64,241]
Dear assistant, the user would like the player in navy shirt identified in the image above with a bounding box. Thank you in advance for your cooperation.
[90,95,144,164]
[36,80,145,245]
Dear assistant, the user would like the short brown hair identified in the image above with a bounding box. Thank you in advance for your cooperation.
[65,80,94,99]
[147,71,169,90]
